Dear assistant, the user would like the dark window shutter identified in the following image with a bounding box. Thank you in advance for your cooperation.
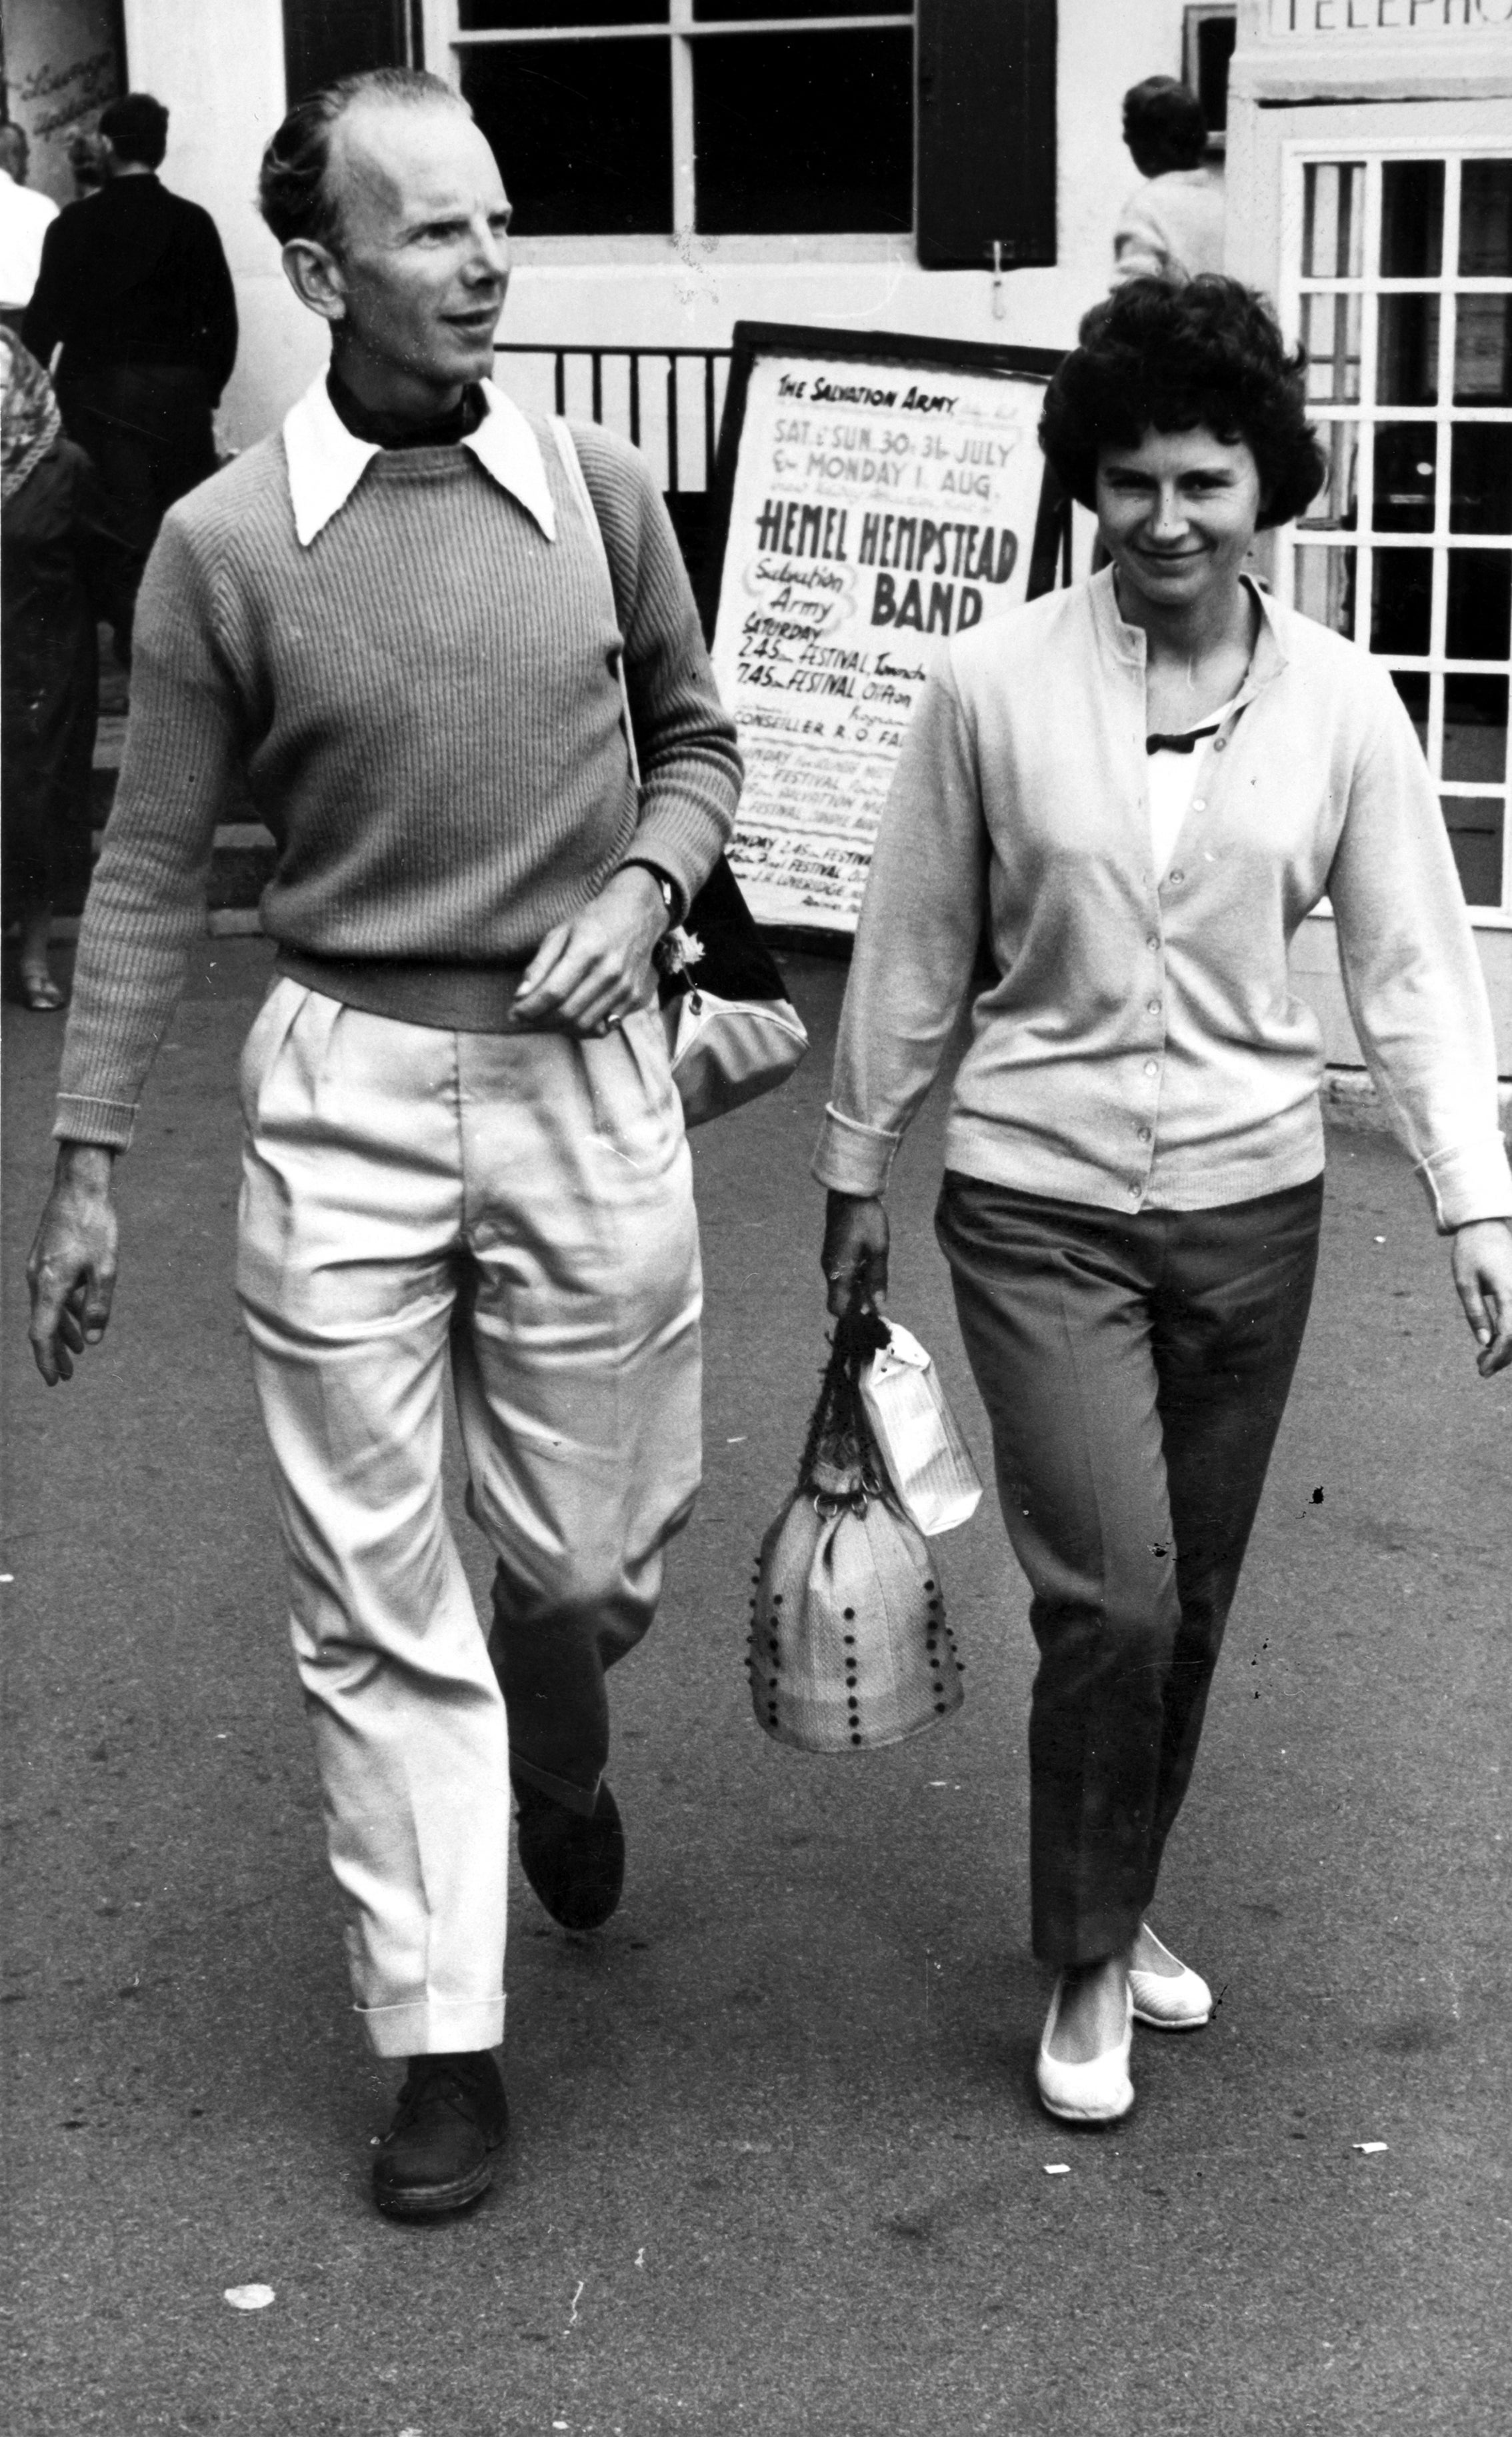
[916,0,1057,272]
[283,2,419,107]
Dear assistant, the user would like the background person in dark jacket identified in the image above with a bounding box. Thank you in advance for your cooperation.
[23,92,237,619]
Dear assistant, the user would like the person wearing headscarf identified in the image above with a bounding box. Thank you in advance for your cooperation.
[2,332,132,1008]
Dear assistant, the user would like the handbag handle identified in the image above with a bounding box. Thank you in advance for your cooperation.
[797,1286,891,1503]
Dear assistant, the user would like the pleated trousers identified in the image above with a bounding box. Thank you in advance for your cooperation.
[235,980,702,2057]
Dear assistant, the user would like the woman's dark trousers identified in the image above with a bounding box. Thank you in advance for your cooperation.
[936,1172,1323,1967]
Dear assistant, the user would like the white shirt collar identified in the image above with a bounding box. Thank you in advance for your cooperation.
[281,371,557,548]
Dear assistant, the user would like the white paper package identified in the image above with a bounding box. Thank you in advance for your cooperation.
[859,1322,983,1536]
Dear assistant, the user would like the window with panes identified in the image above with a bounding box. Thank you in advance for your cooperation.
[445,3,915,237]
[1279,149,1512,916]
[284,3,1057,263]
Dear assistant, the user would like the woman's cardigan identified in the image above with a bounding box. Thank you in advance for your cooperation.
[813,568,1512,1231]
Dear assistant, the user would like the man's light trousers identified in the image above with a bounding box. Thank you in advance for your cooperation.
[235,981,702,2059]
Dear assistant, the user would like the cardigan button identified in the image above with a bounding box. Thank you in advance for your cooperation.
[1168,868,1185,885]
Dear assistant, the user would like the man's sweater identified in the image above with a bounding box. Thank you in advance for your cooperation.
[56,414,741,1149]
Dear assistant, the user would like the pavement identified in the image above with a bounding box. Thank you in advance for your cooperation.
[3,939,1510,2437]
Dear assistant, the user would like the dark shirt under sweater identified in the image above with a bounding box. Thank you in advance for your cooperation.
[24,176,237,402]
[325,365,485,452]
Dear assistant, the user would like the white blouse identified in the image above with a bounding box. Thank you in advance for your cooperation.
[1147,695,1243,883]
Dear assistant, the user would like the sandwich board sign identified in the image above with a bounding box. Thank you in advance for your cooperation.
[704,323,1065,933]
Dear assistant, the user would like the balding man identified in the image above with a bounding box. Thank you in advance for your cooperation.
[27,68,740,2220]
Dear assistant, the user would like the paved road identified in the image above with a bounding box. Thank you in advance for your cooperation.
[4,941,1509,2437]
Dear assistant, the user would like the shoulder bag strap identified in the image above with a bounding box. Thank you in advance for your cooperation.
[549,415,641,792]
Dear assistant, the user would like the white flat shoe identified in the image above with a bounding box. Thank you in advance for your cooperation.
[1035,1977,1134,2124]
[1128,1925,1212,2031]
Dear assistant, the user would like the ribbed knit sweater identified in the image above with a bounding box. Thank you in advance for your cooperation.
[55,414,741,1149]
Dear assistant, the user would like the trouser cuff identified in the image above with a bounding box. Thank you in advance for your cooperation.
[357,1996,505,2060]
[1033,1906,1147,1968]
[511,1753,603,1818]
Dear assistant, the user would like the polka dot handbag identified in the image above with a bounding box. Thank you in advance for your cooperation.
[747,1306,965,1753]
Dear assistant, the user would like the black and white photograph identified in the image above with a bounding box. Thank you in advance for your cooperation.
[3,3,1511,2430]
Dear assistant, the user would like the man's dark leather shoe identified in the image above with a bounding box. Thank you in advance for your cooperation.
[515,1780,625,1931]
[371,2051,508,2220]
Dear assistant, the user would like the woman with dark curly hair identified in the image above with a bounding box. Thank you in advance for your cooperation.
[815,276,1512,2126]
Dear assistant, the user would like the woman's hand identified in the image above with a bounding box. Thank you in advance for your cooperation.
[1451,1218,1512,1376]
[821,1191,889,1320]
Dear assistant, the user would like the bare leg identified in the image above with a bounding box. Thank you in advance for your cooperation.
[1129,1922,1186,1977]
[1045,1955,1130,2064]
[1045,1924,1193,2064]
[17,904,65,1009]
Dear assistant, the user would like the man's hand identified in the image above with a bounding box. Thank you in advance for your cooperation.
[509,866,667,1037]
[27,1143,119,1385]
[822,1191,890,1320]
[1451,1217,1512,1377]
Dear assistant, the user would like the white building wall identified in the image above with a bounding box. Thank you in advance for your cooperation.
[499,0,1199,364]
[0,0,120,203]
[119,0,327,451]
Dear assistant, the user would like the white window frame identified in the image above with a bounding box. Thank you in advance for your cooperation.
[1276,135,1512,927]
[421,0,917,249]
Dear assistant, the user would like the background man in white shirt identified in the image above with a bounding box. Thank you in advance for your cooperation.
[1111,77,1224,290]
[0,123,57,332]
